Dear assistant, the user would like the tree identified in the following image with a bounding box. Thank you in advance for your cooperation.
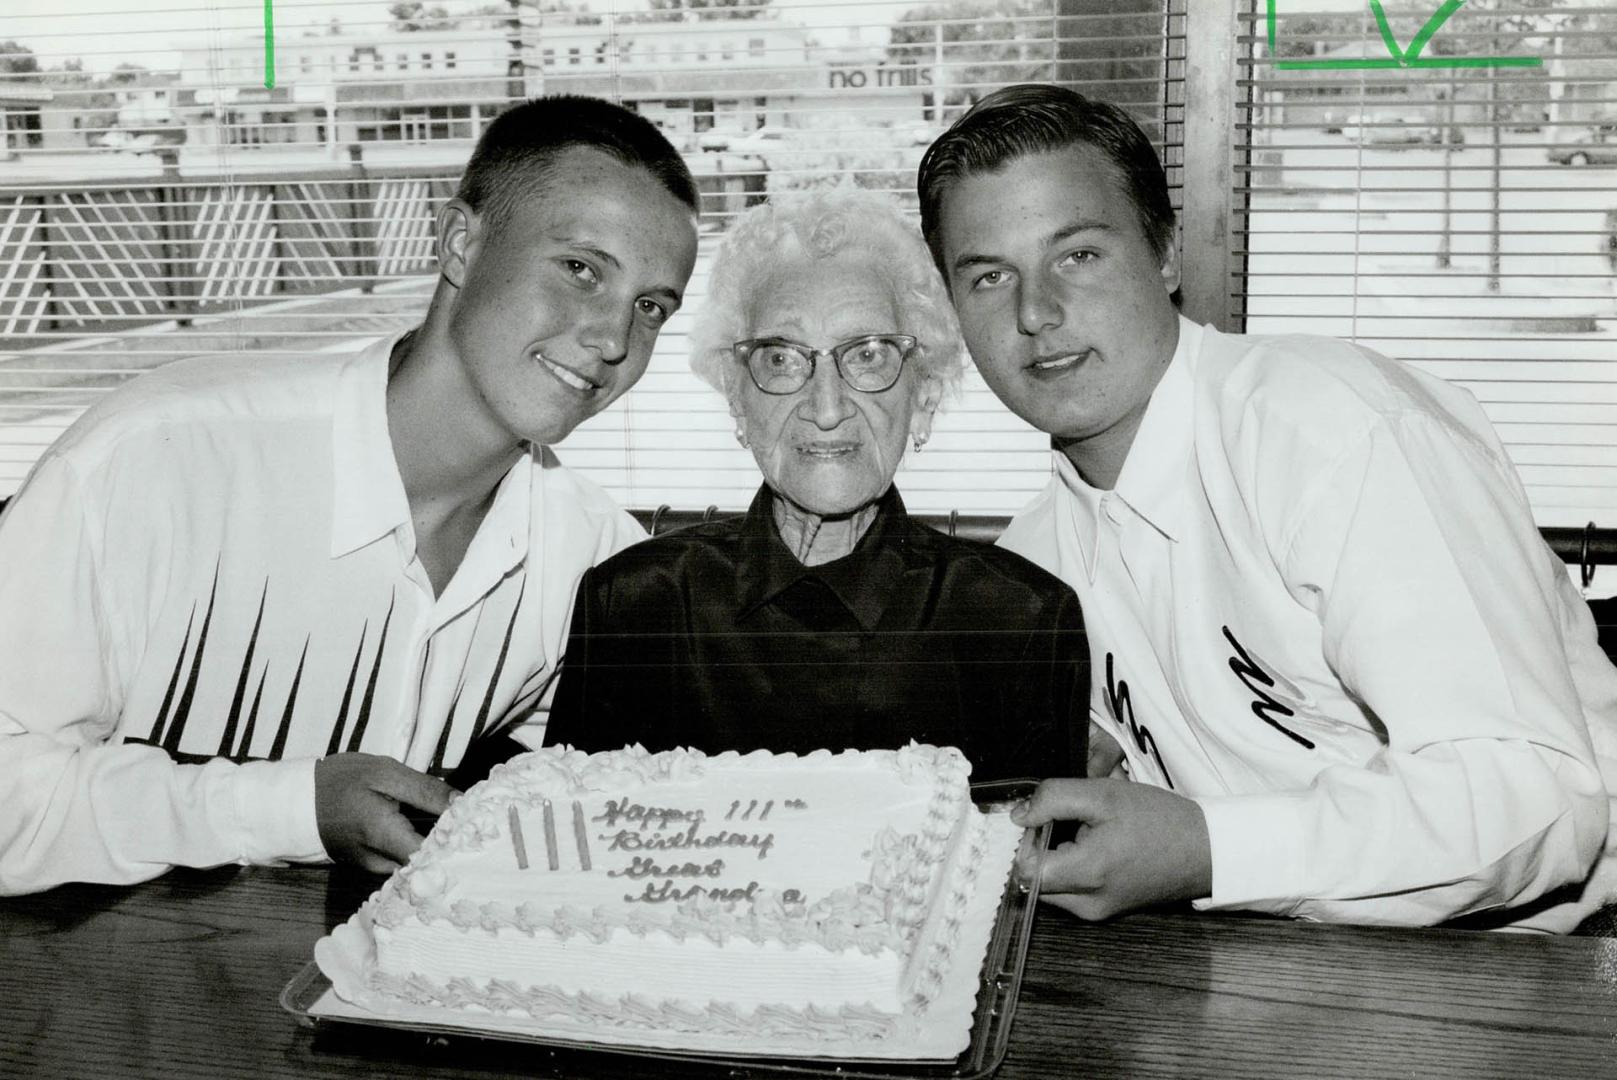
[463,1,517,28]
[388,1,457,32]
[0,40,41,80]
[104,63,149,87]
[644,0,772,21]
[533,0,604,26]
[886,0,1054,114]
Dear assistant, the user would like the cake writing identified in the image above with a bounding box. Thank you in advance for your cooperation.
[590,795,802,904]
[725,799,772,820]
[608,855,727,880]
[595,798,705,832]
[601,823,775,860]
[624,879,762,904]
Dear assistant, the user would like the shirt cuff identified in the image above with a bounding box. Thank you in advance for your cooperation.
[228,757,328,865]
[1191,790,1311,913]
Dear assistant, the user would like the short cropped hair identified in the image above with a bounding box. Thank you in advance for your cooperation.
[455,95,698,229]
[917,84,1176,270]
[689,189,966,403]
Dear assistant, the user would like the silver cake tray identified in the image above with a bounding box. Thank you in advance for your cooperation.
[282,779,1048,1079]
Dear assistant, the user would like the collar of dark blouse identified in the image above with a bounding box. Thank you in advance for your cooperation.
[734,483,915,631]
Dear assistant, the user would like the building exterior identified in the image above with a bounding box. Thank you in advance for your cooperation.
[168,15,932,155]
[181,27,515,152]
[0,85,51,154]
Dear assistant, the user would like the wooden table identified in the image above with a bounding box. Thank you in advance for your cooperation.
[3,865,1615,1079]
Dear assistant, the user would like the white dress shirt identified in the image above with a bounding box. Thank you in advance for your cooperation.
[0,334,645,895]
[1000,316,1617,930]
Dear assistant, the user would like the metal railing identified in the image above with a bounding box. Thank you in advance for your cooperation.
[630,504,1617,574]
[0,149,764,349]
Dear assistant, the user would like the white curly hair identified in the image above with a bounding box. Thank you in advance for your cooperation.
[688,189,967,404]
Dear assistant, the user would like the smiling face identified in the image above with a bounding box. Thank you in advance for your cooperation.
[442,146,698,448]
[937,144,1181,487]
[734,258,938,519]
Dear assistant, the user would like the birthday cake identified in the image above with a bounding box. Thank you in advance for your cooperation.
[313,743,1026,1058]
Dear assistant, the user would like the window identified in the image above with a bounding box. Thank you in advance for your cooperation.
[0,0,1609,541]
[6,109,44,150]
[1237,1,1617,528]
[0,1,1171,517]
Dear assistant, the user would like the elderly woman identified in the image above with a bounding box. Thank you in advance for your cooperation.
[541,191,1086,782]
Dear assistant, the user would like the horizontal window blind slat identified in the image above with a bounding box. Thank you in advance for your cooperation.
[1,0,1180,505]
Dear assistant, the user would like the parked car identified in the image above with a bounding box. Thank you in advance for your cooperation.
[1341,112,1439,146]
[1546,124,1617,167]
[727,127,795,156]
[689,129,734,153]
[899,122,946,147]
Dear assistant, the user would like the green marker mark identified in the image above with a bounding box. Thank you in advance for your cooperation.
[1266,0,1541,71]
[1369,0,1462,65]
[264,0,275,89]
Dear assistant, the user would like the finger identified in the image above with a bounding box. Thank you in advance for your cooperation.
[1086,722,1126,779]
[366,802,433,865]
[354,849,404,876]
[1010,778,1105,827]
[1039,891,1119,922]
[367,758,459,815]
[1038,837,1107,896]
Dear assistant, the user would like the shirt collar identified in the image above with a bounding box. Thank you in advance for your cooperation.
[330,332,414,559]
[1047,315,1202,581]
[1051,452,1104,584]
[735,484,910,632]
[433,448,533,615]
[1109,314,1202,544]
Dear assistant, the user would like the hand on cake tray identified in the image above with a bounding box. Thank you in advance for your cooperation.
[1012,778,1212,921]
[315,753,459,874]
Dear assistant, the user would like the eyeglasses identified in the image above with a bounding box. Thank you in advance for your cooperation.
[733,334,917,396]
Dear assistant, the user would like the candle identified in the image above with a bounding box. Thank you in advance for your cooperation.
[572,799,591,871]
[542,798,560,871]
[507,804,529,870]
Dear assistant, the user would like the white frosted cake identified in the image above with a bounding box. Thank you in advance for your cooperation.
[313,743,1026,1058]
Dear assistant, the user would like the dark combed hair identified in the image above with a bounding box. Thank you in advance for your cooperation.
[917,84,1176,271]
[455,95,698,228]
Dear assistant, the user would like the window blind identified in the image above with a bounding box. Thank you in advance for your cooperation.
[1236,0,1617,530]
[0,0,1179,517]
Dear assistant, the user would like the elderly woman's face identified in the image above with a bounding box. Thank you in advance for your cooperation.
[736,258,925,518]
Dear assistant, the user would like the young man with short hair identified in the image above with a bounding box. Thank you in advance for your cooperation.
[0,95,699,893]
[919,83,1617,931]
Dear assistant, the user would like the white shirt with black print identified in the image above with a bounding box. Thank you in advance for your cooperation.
[1000,316,1617,932]
[0,333,644,894]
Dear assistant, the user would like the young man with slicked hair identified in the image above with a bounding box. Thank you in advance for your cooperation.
[920,83,1617,932]
[0,95,699,894]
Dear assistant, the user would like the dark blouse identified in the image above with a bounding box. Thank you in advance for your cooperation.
[542,485,1088,783]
